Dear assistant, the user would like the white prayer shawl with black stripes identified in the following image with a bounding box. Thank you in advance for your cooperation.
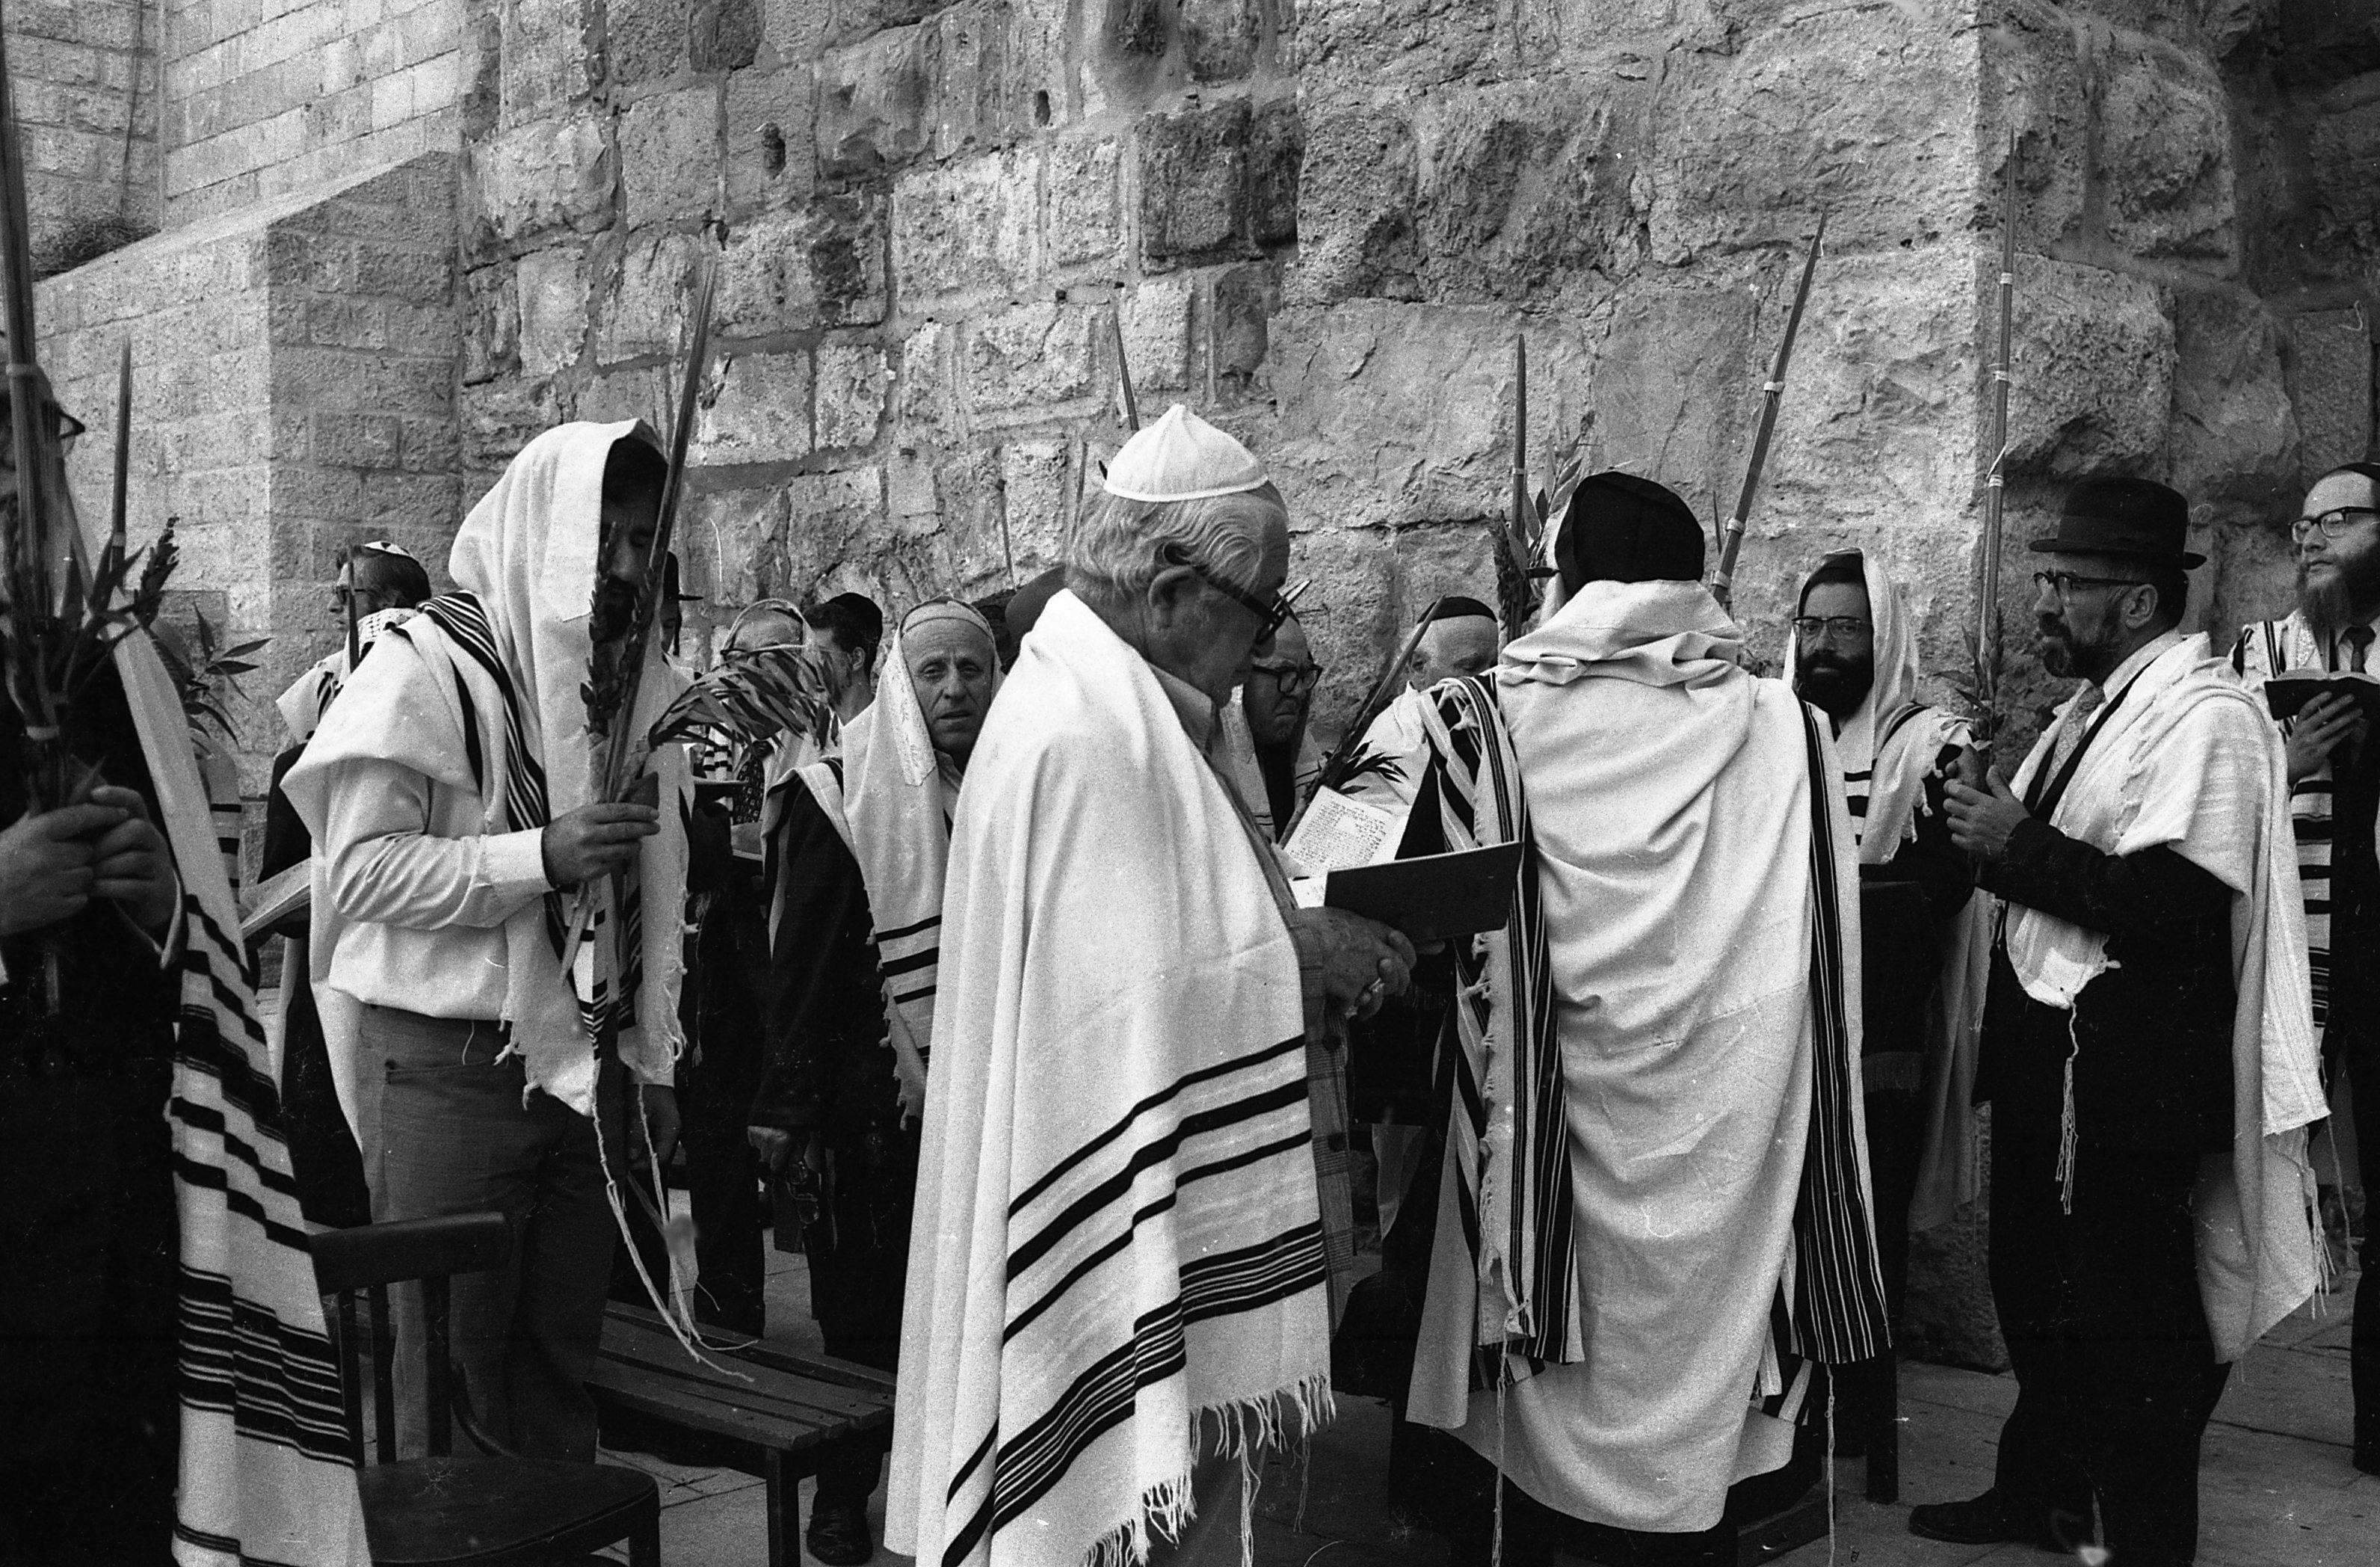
[275,606,419,746]
[103,638,369,1566]
[2006,632,2326,1361]
[2236,611,2368,1026]
[1405,579,1888,1535]
[886,590,1331,1567]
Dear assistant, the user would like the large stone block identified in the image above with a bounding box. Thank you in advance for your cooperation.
[1982,0,2091,249]
[963,300,1097,413]
[999,439,1074,570]
[1045,135,1123,269]
[1411,80,1627,301]
[596,229,703,365]
[693,0,765,70]
[2094,31,2236,267]
[697,348,813,462]
[517,241,592,376]
[1289,0,1497,101]
[621,87,723,230]
[2168,287,2299,505]
[1139,98,1250,263]
[726,64,814,215]
[715,194,887,336]
[500,0,601,129]
[771,466,888,589]
[897,318,952,430]
[462,376,562,472]
[816,24,931,178]
[1285,108,1416,306]
[464,111,614,259]
[2006,257,2174,480]
[891,148,1040,301]
[928,0,1029,161]
[1120,277,1193,392]
[608,0,691,87]
[682,481,789,603]
[1250,97,1302,247]
[816,336,891,449]
[2289,307,2376,480]
[1180,0,1259,82]
[2307,94,2380,261]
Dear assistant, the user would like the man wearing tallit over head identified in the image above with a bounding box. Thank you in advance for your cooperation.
[283,421,691,1462]
[887,404,1416,1567]
[1404,473,1890,1567]
[1788,549,1988,1447]
[1919,478,2326,1567]
[744,596,1001,1566]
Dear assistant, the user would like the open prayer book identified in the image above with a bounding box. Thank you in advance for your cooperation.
[1282,786,1405,890]
[240,860,312,943]
[2266,671,2380,725]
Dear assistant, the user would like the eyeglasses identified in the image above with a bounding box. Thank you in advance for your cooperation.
[1168,547,1295,638]
[1790,615,1871,642]
[2033,570,2145,598]
[1251,661,1320,696]
[2292,507,2380,541]
[0,405,87,470]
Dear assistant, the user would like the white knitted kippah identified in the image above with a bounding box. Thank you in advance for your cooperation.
[1101,404,1268,502]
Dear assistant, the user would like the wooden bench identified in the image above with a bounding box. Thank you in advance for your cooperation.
[588,1303,897,1567]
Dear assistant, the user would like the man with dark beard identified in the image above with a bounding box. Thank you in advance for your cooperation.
[1916,478,2326,1567]
[2234,460,2380,1476]
[1789,552,1981,1476]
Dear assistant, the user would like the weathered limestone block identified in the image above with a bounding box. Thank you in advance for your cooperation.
[763,0,833,69]
[683,482,789,603]
[1211,264,1273,397]
[1180,0,1260,83]
[817,23,931,177]
[1139,99,1250,263]
[1103,0,1165,59]
[1120,277,1194,392]
[1289,0,1497,100]
[718,196,889,336]
[502,0,602,129]
[2006,257,2174,480]
[597,231,703,364]
[825,0,949,49]
[816,337,892,449]
[698,349,815,461]
[726,65,816,216]
[774,467,890,588]
[517,241,592,376]
[2168,287,2299,505]
[892,148,1040,303]
[2094,31,2236,266]
[573,363,676,428]
[2307,94,2380,260]
[999,439,1074,570]
[1283,108,1415,305]
[693,0,765,70]
[1046,135,1123,269]
[463,378,561,474]
[1275,526,1397,733]
[1647,4,1973,262]
[928,0,1031,161]
[1982,0,2091,247]
[1411,80,1626,301]
[964,300,1097,414]
[608,0,691,87]
[621,87,724,230]
[464,111,614,260]
[898,318,953,430]
[2288,307,2376,478]
[1268,301,1596,531]
[1250,98,1303,246]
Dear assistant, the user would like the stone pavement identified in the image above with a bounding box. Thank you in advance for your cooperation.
[602,1248,2373,1566]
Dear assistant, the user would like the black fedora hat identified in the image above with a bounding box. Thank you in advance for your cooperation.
[2029,476,2204,567]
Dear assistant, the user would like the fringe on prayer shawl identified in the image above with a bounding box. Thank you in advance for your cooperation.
[1080,1377,1334,1567]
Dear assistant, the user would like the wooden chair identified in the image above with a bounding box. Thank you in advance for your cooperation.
[312,1213,662,1566]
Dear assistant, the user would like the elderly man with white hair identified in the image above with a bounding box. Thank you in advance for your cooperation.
[886,406,1416,1567]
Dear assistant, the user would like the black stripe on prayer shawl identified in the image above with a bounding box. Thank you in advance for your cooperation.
[1004,1073,1310,1281]
[1180,1221,1327,1323]
[173,1521,314,1567]
[1789,702,1893,1365]
[179,1271,351,1463]
[878,913,943,943]
[879,948,940,979]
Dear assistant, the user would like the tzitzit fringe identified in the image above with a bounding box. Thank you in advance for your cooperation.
[1082,1377,1334,1567]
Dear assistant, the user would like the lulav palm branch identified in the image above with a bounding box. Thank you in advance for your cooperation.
[647,645,839,752]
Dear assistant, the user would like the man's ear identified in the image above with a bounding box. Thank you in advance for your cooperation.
[1145,563,1201,629]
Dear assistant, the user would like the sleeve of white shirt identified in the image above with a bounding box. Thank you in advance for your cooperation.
[321,756,552,929]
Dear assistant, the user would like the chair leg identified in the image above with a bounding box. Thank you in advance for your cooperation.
[763,1450,792,1567]
[630,1500,661,1567]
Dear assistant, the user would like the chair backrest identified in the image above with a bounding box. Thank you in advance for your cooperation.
[312,1213,513,1465]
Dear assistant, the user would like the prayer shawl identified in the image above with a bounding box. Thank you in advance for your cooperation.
[1408,579,1888,1535]
[1216,689,1322,841]
[2235,612,2364,1026]
[887,590,1331,1567]
[275,606,419,745]
[97,638,370,1566]
[285,422,687,1118]
[2006,632,2326,1361]
[1787,552,1989,1229]
[783,604,1003,1118]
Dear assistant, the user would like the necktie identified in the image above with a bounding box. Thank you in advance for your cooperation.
[2047,683,2104,778]
[2345,624,2373,674]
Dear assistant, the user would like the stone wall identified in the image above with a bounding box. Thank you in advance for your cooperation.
[161,0,465,225]
[10,0,159,275]
[38,152,462,807]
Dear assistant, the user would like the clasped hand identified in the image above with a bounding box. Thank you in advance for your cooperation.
[1286,906,1416,1022]
[1941,748,2029,863]
[541,800,661,887]
[2286,691,2366,784]
[0,785,178,938]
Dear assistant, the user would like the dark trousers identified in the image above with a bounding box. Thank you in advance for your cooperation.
[1431,1427,1736,1567]
[681,1074,766,1337]
[1840,1082,1921,1444]
[372,1006,621,1462]
[1988,1134,2228,1566]
[807,1142,918,1512]
[2331,1020,2380,1456]
[0,1064,179,1566]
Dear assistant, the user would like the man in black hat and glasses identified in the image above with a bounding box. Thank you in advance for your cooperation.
[1919,477,2327,1566]
[2233,460,2380,1477]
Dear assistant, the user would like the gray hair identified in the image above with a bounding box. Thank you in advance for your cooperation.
[1064,481,1288,610]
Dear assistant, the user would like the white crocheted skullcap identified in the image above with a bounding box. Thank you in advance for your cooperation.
[1101,404,1269,503]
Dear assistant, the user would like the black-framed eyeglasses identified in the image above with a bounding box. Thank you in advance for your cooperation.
[0,406,86,470]
[1168,547,1294,638]
[1251,660,1320,696]
[2292,507,2380,541]
[2033,570,2146,597]
[1790,615,1871,642]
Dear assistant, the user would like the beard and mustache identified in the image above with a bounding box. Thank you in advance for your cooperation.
[2037,595,2125,681]
[2299,535,2380,641]
[1795,648,1874,719]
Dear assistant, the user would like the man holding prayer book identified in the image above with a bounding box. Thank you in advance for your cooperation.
[2233,459,2380,1476]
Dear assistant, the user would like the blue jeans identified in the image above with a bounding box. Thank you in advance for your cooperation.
[369,1006,621,1462]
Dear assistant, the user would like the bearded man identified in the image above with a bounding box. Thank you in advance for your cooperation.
[1220,609,1323,840]
[886,405,1413,1567]
[1342,596,1500,810]
[1790,551,1985,1476]
[747,597,1002,1565]
[2233,459,2380,1475]
[286,422,690,1462]
[1408,473,1889,1567]
[1919,477,2325,1567]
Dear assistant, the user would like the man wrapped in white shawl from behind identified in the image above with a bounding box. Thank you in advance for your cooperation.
[888,405,1416,1567]
[284,421,689,1461]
